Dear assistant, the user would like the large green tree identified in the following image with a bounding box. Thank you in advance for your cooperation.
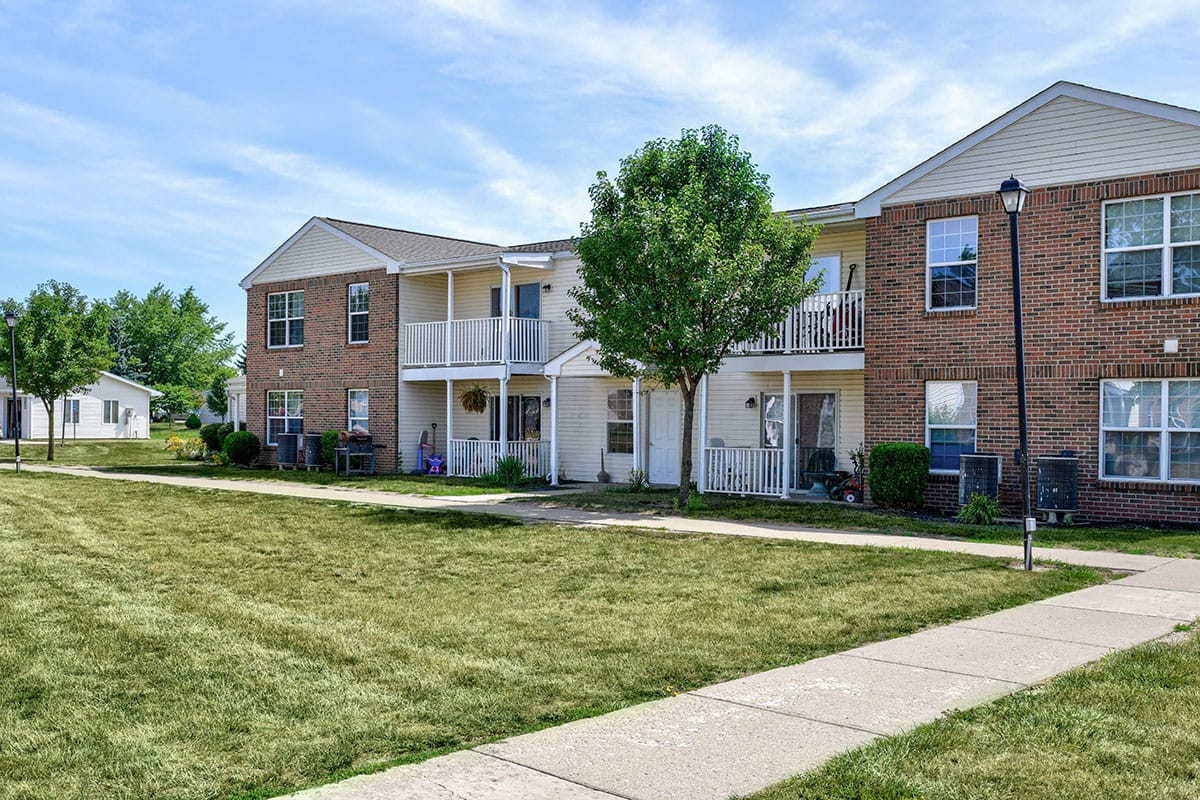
[109,285,235,391]
[571,126,821,506]
[1,281,114,461]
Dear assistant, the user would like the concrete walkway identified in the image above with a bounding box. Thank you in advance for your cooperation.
[11,463,1199,798]
[9,463,1172,573]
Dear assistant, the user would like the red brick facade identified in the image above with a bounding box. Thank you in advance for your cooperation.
[245,268,400,471]
[865,168,1200,523]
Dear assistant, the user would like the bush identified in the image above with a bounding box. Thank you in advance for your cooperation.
[223,431,261,466]
[627,468,650,492]
[217,422,234,448]
[321,430,340,469]
[867,442,930,509]
[957,492,1002,525]
[165,433,205,461]
[494,455,525,488]
[198,423,223,453]
[184,413,202,430]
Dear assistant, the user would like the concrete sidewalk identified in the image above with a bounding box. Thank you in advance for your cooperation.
[8,463,1173,573]
[286,559,1200,800]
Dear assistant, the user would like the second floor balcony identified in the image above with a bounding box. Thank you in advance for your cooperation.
[405,317,550,367]
[731,290,863,355]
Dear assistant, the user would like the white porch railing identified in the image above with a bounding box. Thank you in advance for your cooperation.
[731,290,863,355]
[405,317,550,366]
[704,447,784,496]
[448,438,551,479]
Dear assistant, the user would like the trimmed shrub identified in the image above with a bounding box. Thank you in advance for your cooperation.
[198,423,223,454]
[217,422,234,448]
[867,442,931,509]
[321,430,340,469]
[223,431,261,466]
[494,455,525,488]
[184,413,202,430]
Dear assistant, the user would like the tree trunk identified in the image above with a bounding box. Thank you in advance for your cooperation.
[42,398,55,461]
[677,379,698,508]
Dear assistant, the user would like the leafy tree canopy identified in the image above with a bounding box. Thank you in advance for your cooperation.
[109,285,235,391]
[571,125,821,505]
[153,384,204,429]
[1,281,114,460]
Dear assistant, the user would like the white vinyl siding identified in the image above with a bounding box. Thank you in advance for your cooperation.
[1101,379,1200,483]
[1103,192,1200,300]
[927,217,978,310]
[266,390,303,445]
[926,382,977,473]
[267,291,304,348]
[348,283,369,343]
[251,224,387,284]
[887,96,1200,205]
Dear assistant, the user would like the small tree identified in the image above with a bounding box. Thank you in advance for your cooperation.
[206,373,229,421]
[153,384,202,429]
[571,126,820,506]
[0,282,113,461]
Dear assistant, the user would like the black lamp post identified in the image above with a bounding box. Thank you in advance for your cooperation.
[4,310,19,474]
[998,176,1033,571]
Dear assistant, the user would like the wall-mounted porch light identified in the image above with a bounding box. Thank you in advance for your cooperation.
[542,284,552,293]
[543,397,551,407]
[744,396,757,409]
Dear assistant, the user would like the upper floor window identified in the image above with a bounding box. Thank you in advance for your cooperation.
[268,290,304,347]
[1104,193,1200,299]
[927,217,977,310]
[348,283,369,343]
[927,381,977,472]
[1101,379,1200,482]
[490,282,540,319]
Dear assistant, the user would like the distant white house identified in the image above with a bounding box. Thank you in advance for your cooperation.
[0,371,161,440]
[194,375,248,427]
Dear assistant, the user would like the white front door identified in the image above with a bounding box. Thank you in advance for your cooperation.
[648,390,681,485]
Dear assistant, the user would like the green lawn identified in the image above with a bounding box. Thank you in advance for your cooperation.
[0,472,1103,800]
[744,631,1200,800]
[516,488,1200,558]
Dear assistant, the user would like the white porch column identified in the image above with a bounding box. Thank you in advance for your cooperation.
[697,374,708,494]
[781,370,792,498]
[445,379,454,470]
[499,376,509,458]
[445,271,454,366]
[500,263,512,363]
[549,376,559,486]
[632,377,642,474]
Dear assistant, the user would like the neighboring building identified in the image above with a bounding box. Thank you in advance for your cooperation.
[194,377,249,426]
[240,82,1199,522]
[0,371,160,440]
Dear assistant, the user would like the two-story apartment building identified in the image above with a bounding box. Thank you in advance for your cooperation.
[242,81,1199,522]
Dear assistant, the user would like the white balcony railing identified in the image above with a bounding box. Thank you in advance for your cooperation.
[731,290,863,355]
[704,447,784,496]
[404,317,550,367]
[448,438,551,479]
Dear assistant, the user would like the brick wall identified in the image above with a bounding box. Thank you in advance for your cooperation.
[245,269,400,471]
[865,168,1200,523]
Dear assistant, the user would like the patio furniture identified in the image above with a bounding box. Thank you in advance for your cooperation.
[804,448,837,497]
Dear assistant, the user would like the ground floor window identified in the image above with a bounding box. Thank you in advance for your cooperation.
[490,395,542,440]
[1101,379,1200,482]
[62,398,80,425]
[266,390,303,445]
[348,389,369,433]
[926,381,977,472]
[103,400,119,424]
[607,388,633,454]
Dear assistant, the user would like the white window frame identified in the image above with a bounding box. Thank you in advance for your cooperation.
[1099,379,1200,484]
[62,398,80,424]
[266,389,303,446]
[1102,191,1200,301]
[925,381,977,474]
[925,216,978,312]
[103,400,119,424]
[490,282,542,319]
[267,290,304,348]
[348,283,369,344]
[348,389,369,432]
[606,388,634,455]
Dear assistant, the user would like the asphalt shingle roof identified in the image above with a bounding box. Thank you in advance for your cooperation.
[320,218,500,263]
[503,238,577,253]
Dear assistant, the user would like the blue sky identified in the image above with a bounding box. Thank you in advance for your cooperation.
[3,0,1200,348]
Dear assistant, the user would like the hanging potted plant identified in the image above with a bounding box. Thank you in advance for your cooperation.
[460,384,490,414]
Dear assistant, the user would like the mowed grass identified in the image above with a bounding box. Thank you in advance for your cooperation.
[519,488,1200,558]
[0,473,1102,800]
[0,423,183,467]
[115,464,538,495]
[744,632,1200,800]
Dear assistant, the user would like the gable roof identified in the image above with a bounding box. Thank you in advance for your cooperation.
[320,218,500,261]
[855,82,1200,218]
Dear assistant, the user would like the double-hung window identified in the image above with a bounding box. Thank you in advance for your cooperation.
[927,217,978,310]
[103,400,119,424]
[267,290,304,347]
[348,283,369,343]
[63,398,80,425]
[1104,193,1200,299]
[606,388,633,454]
[266,390,303,445]
[1101,379,1200,482]
[348,389,369,432]
[926,381,977,472]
